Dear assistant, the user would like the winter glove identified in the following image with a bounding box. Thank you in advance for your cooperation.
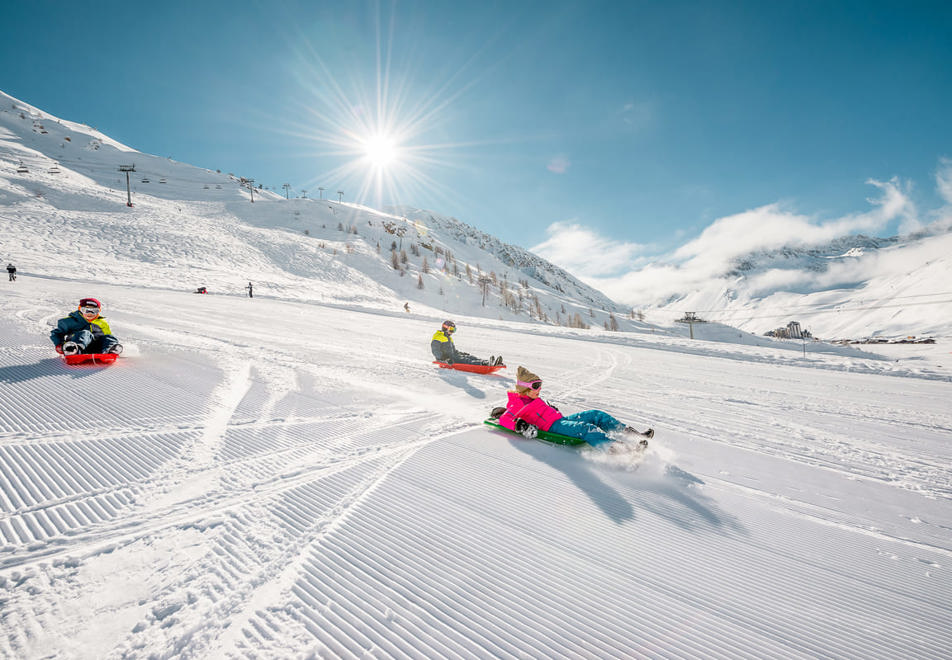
[54,344,64,354]
[514,419,538,438]
[490,406,506,419]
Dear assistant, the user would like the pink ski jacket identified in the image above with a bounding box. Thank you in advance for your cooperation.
[499,391,563,432]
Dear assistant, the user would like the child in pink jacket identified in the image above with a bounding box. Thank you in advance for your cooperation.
[497,367,653,448]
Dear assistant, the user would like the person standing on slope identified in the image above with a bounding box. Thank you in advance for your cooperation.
[6,263,15,281]
[246,282,253,298]
[431,320,502,366]
[493,366,652,450]
[50,298,122,355]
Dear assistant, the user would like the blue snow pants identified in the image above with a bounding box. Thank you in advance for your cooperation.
[69,328,119,354]
[548,409,624,446]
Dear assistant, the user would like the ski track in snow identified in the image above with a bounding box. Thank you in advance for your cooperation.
[1,278,951,658]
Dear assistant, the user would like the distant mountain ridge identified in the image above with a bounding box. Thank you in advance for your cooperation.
[726,234,901,278]
[655,227,952,339]
[394,207,620,311]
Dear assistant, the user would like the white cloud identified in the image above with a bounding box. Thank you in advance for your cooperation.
[531,221,646,279]
[672,177,913,267]
[936,157,952,205]
[565,177,920,307]
[546,155,570,174]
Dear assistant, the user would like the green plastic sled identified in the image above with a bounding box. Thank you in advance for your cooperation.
[482,419,587,447]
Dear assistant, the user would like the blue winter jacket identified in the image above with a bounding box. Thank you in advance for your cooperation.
[50,310,118,350]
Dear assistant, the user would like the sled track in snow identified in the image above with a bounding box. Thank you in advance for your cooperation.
[0,336,447,561]
[227,432,952,660]
[0,411,442,565]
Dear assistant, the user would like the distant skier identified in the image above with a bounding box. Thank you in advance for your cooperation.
[195,286,207,294]
[431,320,502,366]
[404,302,410,313]
[246,282,253,298]
[6,263,15,281]
[491,366,652,451]
[50,297,122,356]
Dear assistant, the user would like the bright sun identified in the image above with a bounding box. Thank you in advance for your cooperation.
[364,134,398,168]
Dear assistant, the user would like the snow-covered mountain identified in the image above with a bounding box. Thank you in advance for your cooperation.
[645,227,952,340]
[0,89,630,332]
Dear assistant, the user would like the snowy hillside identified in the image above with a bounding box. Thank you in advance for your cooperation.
[654,229,952,341]
[0,89,631,332]
[624,211,952,341]
[2,88,951,659]
[2,276,951,659]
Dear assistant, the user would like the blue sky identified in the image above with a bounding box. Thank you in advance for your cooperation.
[2,0,951,295]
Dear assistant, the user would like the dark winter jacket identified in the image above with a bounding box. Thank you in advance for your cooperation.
[50,310,117,348]
[6,265,15,274]
[431,330,457,362]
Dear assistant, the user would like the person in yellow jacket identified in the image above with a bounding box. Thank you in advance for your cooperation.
[50,297,122,355]
[430,320,501,366]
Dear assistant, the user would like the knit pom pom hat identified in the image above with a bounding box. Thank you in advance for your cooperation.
[515,366,541,395]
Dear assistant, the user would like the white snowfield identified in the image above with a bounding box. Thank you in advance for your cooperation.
[1,278,951,659]
[1,87,951,658]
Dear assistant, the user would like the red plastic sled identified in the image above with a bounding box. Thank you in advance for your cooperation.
[63,353,119,366]
[433,361,505,374]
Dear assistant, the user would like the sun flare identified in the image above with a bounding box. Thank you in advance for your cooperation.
[364,134,399,168]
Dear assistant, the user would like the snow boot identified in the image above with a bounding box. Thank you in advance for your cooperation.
[62,341,80,355]
[105,344,123,355]
[625,426,654,439]
[495,355,504,366]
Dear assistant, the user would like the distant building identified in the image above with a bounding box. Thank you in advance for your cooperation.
[765,321,812,339]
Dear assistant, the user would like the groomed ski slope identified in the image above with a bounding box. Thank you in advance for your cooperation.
[1,277,951,659]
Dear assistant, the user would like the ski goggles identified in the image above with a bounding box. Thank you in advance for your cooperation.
[81,305,100,315]
[517,379,542,390]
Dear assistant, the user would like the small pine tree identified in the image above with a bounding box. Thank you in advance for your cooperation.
[417,274,424,289]
[400,250,408,264]
[422,256,429,273]
[391,249,400,270]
